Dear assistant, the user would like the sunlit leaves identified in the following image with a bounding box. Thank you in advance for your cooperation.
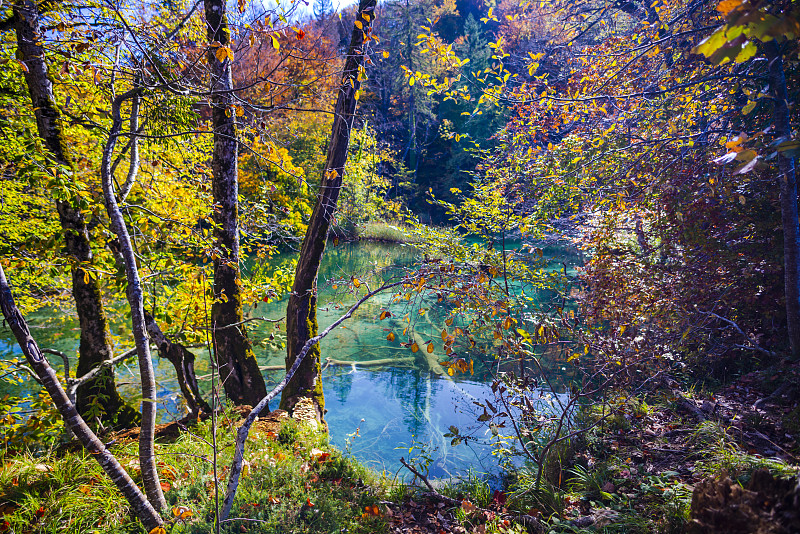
[214,46,234,63]
[172,506,193,520]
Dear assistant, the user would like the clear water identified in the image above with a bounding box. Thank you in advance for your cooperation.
[0,240,580,480]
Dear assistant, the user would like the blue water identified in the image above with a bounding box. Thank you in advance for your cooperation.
[0,240,579,479]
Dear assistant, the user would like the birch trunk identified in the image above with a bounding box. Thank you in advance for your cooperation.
[13,0,139,429]
[204,0,267,406]
[280,0,377,422]
[101,88,166,511]
[0,265,163,532]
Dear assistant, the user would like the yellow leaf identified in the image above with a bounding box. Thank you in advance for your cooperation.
[411,342,419,353]
[441,329,448,341]
[363,13,370,22]
[215,46,233,63]
[427,343,434,353]
[354,20,363,29]
[382,50,389,58]
[387,332,395,342]
[149,527,167,534]
[447,367,455,376]
[271,34,280,50]
[380,311,388,320]
[83,270,90,284]
[446,318,453,326]
[353,277,361,288]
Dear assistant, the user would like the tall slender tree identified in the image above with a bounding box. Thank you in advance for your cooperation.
[12,0,139,428]
[767,40,800,360]
[204,0,268,406]
[280,0,377,423]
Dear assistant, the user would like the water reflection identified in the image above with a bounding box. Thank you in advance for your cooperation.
[1,239,581,479]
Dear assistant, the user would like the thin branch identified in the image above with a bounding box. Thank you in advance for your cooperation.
[42,348,70,379]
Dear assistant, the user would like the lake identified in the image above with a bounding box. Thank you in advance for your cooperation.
[0,239,580,480]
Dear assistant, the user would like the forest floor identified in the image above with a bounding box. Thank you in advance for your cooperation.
[1,361,799,534]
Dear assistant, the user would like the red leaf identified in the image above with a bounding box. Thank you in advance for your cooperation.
[492,490,506,505]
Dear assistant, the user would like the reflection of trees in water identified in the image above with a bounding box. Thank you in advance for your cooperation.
[319,241,415,283]
[326,366,354,405]
[378,368,442,438]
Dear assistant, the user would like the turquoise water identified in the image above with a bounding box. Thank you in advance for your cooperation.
[0,240,579,479]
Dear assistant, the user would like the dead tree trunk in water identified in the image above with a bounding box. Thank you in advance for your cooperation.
[280,0,377,423]
[204,0,268,406]
[145,312,211,416]
[13,0,138,428]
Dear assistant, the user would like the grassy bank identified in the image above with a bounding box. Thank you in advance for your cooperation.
[0,411,388,534]
[2,362,798,534]
[333,221,423,244]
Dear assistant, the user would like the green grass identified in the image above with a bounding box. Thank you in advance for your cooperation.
[355,221,421,243]
[0,415,389,534]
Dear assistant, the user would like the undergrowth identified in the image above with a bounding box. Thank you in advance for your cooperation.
[0,412,388,534]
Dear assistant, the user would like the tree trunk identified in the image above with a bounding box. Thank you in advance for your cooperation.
[0,265,163,532]
[101,88,166,511]
[280,0,377,423]
[145,311,211,416]
[13,0,139,429]
[204,0,267,406]
[767,41,800,360]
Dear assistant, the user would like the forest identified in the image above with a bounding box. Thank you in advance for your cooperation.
[0,0,799,532]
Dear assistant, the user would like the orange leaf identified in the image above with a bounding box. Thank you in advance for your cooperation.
[172,505,193,520]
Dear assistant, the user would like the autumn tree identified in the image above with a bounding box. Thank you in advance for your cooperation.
[280,0,378,422]
[203,0,269,407]
[9,0,140,429]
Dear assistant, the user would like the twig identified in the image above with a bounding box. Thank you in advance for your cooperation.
[42,348,69,379]
[211,316,285,330]
[703,312,778,357]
